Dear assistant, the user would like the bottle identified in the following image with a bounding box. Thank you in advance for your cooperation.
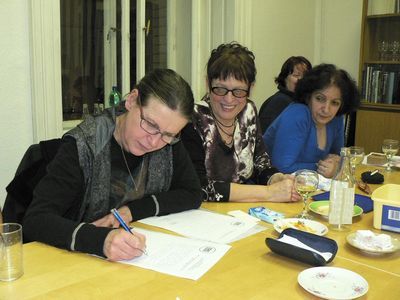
[82,103,90,120]
[108,86,121,107]
[328,147,355,231]
[93,103,100,116]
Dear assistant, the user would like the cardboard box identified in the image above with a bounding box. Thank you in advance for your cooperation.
[371,184,400,233]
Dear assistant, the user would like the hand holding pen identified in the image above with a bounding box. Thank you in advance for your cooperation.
[102,208,147,261]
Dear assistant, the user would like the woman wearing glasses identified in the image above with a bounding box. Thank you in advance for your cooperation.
[181,42,300,203]
[23,69,202,261]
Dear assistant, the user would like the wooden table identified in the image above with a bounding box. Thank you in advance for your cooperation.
[1,166,399,299]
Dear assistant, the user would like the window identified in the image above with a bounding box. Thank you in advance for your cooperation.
[60,0,167,121]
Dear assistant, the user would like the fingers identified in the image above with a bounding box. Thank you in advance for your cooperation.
[104,229,147,261]
[92,214,120,228]
[267,179,299,203]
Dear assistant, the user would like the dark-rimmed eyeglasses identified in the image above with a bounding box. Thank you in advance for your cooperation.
[138,97,181,145]
[211,86,249,98]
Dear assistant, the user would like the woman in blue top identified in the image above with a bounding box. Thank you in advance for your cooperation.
[263,64,360,178]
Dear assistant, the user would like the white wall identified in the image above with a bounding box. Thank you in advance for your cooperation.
[250,0,317,107]
[250,0,363,108]
[318,0,363,83]
[0,1,33,208]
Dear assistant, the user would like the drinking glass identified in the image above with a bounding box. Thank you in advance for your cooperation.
[382,139,399,172]
[294,169,319,219]
[349,146,365,178]
[378,40,389,60]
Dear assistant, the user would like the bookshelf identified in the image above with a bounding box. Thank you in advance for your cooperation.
[355,0,400,153]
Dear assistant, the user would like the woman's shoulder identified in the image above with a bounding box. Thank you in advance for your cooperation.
[280,103,310,118]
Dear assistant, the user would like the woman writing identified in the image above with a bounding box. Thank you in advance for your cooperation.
[263,64,360,178]
[23,69,202,261]
[181,42,300,203]
[259,56,311,133]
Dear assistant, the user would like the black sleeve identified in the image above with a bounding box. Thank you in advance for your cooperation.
[23,138,113,257]
[259,94,291,134]
[181,123,231,202]
[126,141,203,220]
[251,112,279,184]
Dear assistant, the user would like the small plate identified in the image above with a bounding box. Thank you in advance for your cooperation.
[274,218,328,236]
[346,232,400,255]
[298,267,368,299]
[309,201,363,218]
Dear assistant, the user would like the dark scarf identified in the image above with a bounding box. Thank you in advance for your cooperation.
[65,106,173,222]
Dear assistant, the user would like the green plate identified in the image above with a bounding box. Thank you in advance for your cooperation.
[309,200,363,218]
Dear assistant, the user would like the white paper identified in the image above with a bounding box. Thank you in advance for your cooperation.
[119,228,231,280]
[318,174,332,191]
[139,209,258,244]
[278,234,333,261]
[228,210,260,223]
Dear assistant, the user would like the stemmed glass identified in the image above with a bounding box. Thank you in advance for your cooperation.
[349,146,365,178]
[294,169,319,219]
[382,139,399,172]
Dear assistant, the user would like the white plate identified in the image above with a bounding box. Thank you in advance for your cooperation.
[347,232,400,255]
[298,267,369,300]
[273,218,328,236]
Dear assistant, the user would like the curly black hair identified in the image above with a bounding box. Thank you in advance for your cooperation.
[294,63,360,115]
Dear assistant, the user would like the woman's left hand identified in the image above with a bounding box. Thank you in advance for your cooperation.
[92,206,133,228]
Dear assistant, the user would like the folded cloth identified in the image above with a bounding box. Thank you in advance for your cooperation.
[312,192,373,213]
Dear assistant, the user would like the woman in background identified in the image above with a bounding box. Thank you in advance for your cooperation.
[263,64,360,178]
[259,56,311,133]
[182,42,300,203]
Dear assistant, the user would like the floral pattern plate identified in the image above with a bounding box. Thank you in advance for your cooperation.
[298,267,369,300]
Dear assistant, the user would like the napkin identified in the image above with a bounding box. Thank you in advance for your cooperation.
[278,234,333,261]
[312,192,373,213]
[354,230,393,250]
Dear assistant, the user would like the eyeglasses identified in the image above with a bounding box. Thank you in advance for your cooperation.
[138,97,181,145]
[211,86,249,98]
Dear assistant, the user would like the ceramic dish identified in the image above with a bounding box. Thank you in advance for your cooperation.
[273,218,328,236]
[298,266,368,300]
[309,200,363,218]
[346,232,400,255]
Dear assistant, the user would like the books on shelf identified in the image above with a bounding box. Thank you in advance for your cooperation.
[362,65,400,104]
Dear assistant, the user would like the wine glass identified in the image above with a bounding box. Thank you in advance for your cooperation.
[349,146,365,178]
[294,169,319,219]
[382,139,399,172]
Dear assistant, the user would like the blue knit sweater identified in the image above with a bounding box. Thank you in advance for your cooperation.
[262,103,344,173]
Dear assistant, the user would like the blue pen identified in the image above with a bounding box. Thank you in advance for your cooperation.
[111,208,132,232]
[110,208,148,255]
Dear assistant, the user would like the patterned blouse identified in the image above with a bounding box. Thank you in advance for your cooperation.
[181,100,278,201]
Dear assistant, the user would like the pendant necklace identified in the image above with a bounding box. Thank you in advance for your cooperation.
[117,119,143,192]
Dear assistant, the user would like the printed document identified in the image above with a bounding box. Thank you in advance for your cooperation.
[119,228,231,280]
[139,209,259,244]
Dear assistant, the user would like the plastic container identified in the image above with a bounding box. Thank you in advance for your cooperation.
[371,184,400,233]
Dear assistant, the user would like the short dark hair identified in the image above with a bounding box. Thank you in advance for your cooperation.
[206,42,256,89]
[294,63,360,115]
[275,56,312,87]
[135,68,194,120]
